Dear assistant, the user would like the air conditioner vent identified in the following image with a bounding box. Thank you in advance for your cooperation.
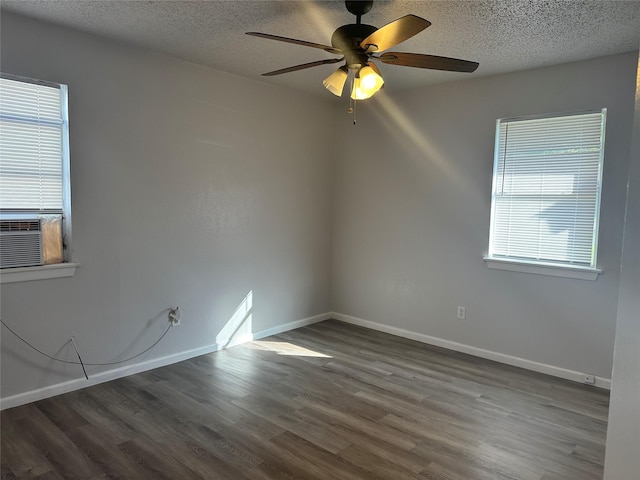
[0,220,41,232]
[0,219,43,268]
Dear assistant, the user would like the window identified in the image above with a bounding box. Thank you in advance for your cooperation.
[0,74,76,282]
[485,109,606,280]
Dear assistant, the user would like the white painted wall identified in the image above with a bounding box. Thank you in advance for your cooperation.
[0,13,334,401]
[332,52,638,380]
[603,50,640,480]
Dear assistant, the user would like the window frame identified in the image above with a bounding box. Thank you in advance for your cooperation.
[484,109,606,281]
[0,73,77,283]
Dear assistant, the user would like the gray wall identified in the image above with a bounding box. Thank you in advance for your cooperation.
[332,52,638,379]
[0,13,334,398]
[1,10,637,407]
[603,50,640,480]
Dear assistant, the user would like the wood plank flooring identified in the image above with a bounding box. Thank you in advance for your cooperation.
[1,319,610,479]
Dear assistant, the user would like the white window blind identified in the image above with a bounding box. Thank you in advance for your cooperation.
[0,74,71,270]
[488,110,606,269]
[0,76,66,212]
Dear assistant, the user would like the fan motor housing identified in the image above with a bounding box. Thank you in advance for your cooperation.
[345,1,373,17]
[331,24,377,68]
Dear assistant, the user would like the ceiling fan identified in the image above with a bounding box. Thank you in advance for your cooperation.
[246,0,479,100]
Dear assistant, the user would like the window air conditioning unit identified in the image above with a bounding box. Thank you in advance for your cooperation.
[0,219,43,268]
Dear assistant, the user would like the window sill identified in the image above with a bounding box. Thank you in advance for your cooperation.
[0,263,80,284]
[484,257,600,281]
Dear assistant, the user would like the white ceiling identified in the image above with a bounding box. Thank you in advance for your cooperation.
[2,0,640,97]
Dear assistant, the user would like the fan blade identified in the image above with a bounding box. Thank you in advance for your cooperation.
[246,32,341,54]
[360,15,431,52]
[262,58,343,76]
[367,61,383,77]
[378,52,479,72]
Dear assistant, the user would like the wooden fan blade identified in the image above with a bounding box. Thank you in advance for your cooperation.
[378,52,479,72]
[246,32,341,54]
[262,58,343,76]
[360,15,431,52]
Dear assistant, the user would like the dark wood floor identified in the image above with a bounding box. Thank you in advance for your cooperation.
[1,320,609,479]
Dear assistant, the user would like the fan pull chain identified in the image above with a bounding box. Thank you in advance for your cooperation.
[347,76,357,125]
[353,98,357,125]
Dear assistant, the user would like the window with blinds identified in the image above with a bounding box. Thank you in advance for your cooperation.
[487,110,606,270]
[0,74,71,268]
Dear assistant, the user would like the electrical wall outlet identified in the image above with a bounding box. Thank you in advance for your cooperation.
[457,306,466,320]
[582,374,596,385]
[168,307,181,326]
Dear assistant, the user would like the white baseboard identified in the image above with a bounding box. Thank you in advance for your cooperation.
[219,312,332,349]
[252,312,331,340]
[332,312,612,390]
[0,312,331,411]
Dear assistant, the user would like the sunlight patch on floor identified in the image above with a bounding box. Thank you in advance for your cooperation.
[249,340,332,358]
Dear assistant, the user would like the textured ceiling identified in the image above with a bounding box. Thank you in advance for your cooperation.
[2,0,640,97]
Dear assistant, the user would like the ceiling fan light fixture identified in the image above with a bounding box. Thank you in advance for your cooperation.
[323,66,349,96]
[248,3,478,104]
[350,65,384,100]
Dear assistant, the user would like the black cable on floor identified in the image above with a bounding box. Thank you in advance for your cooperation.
[1,318,172,368]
